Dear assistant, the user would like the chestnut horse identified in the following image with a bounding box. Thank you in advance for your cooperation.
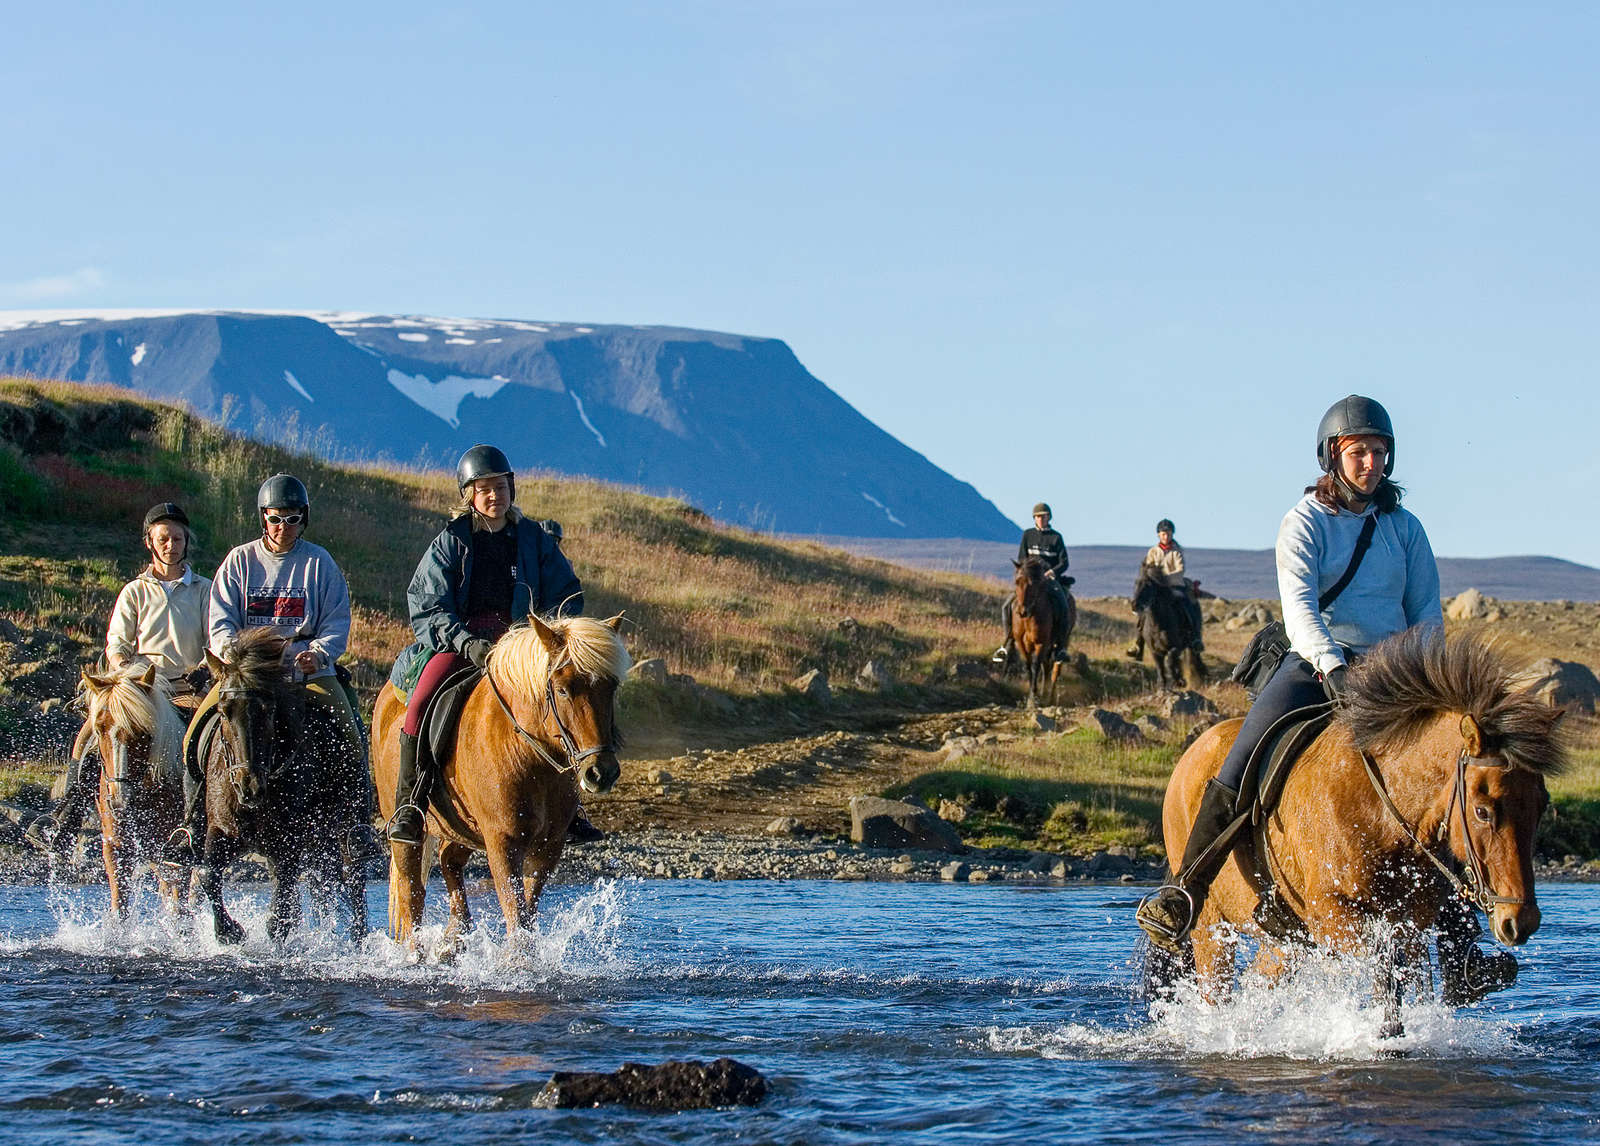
[195,630,369,944]
[1010,558,1075,705]
[372,614,629,956]
[1147,629,1564,1038]
[78,664,189,916]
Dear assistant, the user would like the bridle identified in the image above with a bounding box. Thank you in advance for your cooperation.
[1361,746,1528,915]
[483,662,615,775]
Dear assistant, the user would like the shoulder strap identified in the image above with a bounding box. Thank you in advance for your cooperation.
[1317,515,1377,611]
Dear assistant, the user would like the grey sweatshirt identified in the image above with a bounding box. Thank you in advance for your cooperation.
[208,538,352,679]
[1276,493,1443,677]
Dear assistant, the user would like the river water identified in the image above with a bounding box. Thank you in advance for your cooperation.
[2,876,1597,1145]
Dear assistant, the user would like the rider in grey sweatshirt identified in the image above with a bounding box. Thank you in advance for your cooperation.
[209,537,352,681]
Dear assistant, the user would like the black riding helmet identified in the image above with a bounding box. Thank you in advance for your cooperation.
[257,473,310,529]
[1316,395,1395,477]
[143,502,190,532]
[1156,518,1175,535]
[457,444,515,502]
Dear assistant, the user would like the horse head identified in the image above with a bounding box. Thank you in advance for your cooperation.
[1013,558,1046,617]
[1344,630,1568,950]
[498,613,631,795]
[80,663,184,813]
[207,632,299,813]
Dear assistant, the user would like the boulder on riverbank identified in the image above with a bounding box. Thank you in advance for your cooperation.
[848,796,966,853]
[535,1057,768,1110]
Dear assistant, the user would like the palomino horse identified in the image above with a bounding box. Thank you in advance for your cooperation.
[78,664,189,916]
[1130,565,1206,690]
[1009,558,1075,705]
[195,629,369,944]
[1147,630,1563,1038]
[372,614,629,956]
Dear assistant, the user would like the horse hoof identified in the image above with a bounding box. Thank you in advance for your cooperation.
[215,917,246,945]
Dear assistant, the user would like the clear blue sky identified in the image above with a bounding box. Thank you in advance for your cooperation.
[5,3,1597,564]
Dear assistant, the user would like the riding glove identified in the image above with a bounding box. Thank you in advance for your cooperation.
[464,639,492,670]
[1320,665,1349,702]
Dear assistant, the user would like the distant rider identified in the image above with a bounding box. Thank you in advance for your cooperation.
[1126,518,1205,659]
[385,445,596,846]
[165,474,375,861]
[1135,396,1515,1004]
[993,502,1072,665]
[26,503,212,853]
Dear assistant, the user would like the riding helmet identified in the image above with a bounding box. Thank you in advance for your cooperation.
[1156,518,1175,535]
[1032,502,1052,518]
[257,473,310,528]
[457,444,515,501]
[1316,396,1395,476]
[143,502,190,532]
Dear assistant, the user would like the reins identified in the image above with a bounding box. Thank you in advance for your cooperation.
[1360,747,1526,915]
[482,662,613,774]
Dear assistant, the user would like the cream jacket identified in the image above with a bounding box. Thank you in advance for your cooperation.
[105,565,213,678]
[1143,542,1187,588]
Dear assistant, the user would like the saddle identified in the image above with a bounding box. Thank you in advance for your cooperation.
[1230,702,1337,942]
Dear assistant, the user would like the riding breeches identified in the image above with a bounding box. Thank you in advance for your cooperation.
[401,651,468,737]
[1213,654,1326,793]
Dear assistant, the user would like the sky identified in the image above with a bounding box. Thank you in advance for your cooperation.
[5,3,1598,564]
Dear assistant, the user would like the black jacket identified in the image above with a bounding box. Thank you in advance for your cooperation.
[1017,528,1069,578]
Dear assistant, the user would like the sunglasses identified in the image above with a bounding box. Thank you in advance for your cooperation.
[263,512,305,525]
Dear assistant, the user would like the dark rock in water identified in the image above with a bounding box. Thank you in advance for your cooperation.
[537,1057,768,1110]
[849,795,966,853]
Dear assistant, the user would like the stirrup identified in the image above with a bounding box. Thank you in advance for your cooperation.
[22,814,60,854]
[386,804,426,845]
[1135,883,1196,949]
[162,825,199,864]
[991,646,1010,664]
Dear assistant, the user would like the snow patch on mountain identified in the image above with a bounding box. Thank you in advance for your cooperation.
[570,392,607,448]
[861,492,906,528]
[283,370,313,402]
[130,343,147,366]
[385,369,509,427]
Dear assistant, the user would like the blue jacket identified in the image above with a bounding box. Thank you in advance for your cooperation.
[389,512,583,686]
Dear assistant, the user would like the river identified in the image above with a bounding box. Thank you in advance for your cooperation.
[2,877,1597,1144]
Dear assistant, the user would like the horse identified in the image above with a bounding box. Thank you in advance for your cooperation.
[193,629,369,945]
[1130,564,1206,690]
[1145,629,1564,1038]
[371,614,629,956]
[77,663,189,917]
[1009,558,1075,706]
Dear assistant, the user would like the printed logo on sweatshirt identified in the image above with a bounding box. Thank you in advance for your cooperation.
[245,587,308,626]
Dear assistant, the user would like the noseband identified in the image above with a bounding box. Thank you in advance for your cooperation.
[1361,747,1527,915]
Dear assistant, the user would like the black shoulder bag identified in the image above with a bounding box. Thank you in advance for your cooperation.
[1229,514,1378,697]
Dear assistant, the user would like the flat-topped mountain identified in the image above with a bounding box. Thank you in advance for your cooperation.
[0,309,1015,541]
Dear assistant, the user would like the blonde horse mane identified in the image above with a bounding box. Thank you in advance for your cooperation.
[1342,628,1568,776]
[485,616,631,701]
[86,664,187,786]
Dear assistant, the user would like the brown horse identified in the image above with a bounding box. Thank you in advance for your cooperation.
[1009,558,1075,705]
[372,614,629,956]
[195,629,369,944]
[1147,629,1564,1038]
[1130,564,1206,690]
[78,664,189,917]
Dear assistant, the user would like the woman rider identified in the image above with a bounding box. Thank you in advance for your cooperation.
[166,475,373,861]
[27,502,212,853]
[1136,396,1516,999]
[385,444,592,845]
[1126,518,1204,660]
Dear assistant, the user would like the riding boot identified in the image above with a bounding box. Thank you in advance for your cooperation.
[566,803,604,844]
[1437,897,1518,1005]
[387,731,428,845]
[1136,779,1241,949]
[992,638,1015,665]
[1125,635,1145,660]
[25,752,100,856]
[163,759,207,864]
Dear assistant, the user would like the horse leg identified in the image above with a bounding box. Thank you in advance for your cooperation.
[1372,926,1406,1042]
[1191,918,1237,1003]
[342,841,368,942]
[433,841,477,961]
[99,798,130,919]
[199,835,246,945]
[387,841,428,949]
[484,833,533,941]
[267,857,302,944]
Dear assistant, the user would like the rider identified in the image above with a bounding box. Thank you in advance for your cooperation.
[993,502,1072,665]
[165,474,374,861]
[26,502,212,854]
[1126,518,1204,659]
[1135,397,1514,1001]
[385,444,592,846]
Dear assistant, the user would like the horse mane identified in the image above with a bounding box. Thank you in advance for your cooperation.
[1341,628,1568,775]
[87,664,187,784]
[223,628,290,692]
[487,616,632,699]
[1016,558,1046,585]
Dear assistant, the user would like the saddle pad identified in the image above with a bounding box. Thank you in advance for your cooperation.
[1249,706,1336,825]
[416,664,482,775]
[185,707,223,781]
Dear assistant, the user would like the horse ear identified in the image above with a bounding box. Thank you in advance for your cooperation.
[602,612,626,632]
[136,664,158,688]
[528,613,560,653]
[1012,559,1021,569]
[205,649,227,678]
[82,669,108,692]
[1460,713,1485,757]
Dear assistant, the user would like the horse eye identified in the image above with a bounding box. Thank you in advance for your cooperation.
[1474,804,1493,823]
